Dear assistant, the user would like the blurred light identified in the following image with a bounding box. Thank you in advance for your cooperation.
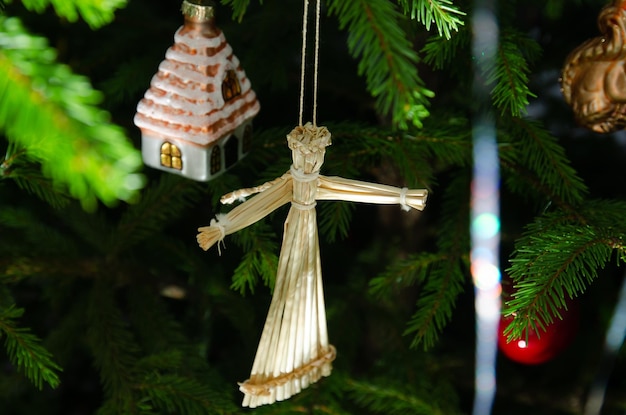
[471,2,501,415]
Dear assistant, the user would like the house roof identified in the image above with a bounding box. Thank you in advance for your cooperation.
[134,11,260,146]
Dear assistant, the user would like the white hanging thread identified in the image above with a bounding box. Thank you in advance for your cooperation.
[312,0,321,126]
[298,0,310,126]
[210,214,228,255]
[297,0,322,126]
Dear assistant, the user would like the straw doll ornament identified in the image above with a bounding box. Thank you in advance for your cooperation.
[197,0,428,408]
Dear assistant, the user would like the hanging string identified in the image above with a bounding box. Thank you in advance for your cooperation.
[297,0,322,126]
[298,0,310,126]
[312,0,321,126]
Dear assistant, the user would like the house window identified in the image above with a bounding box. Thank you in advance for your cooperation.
[210,145,221,175]
[242,124,253,153]
[222,69,241,102]
[160,142,182,170]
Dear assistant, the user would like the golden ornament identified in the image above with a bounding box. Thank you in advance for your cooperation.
[561,0,626,133]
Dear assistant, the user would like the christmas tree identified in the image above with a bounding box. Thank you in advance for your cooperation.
[1,0,625,414]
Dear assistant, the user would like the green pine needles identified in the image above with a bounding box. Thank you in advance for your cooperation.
[327,0,435,129]
[0,15,143,210]
[398,0,465,40]
[0,305,61,390]
[504,200,626,341]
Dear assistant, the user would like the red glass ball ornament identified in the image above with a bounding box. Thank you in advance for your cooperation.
[498,301,580,365]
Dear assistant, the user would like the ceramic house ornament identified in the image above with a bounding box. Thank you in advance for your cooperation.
[561,0,626,133]
[134,0,260,181]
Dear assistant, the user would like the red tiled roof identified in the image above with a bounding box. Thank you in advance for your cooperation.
[135,23,260,146]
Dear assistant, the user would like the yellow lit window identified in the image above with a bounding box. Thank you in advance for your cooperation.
[160,142,182,170]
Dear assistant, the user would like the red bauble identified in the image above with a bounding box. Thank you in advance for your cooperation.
[498,301,580,365]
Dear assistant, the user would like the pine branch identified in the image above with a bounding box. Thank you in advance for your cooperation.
[499,117,588,207]
[327,0,434,129]
[136,373,240,415]
[0,305,62,390]
[318,201,355,244]
[155,237,258,342]
[0,17,143,210]
[421,26,470,70]
[404,257,466,349]
[504,200,626,341]
[86,282,141,402]
[230,221,280,294]
[369,252,442,298]
[397,0,465,40]
[1,143,71,208]
[371,173,469,349]
[221,0,262,22]
[126,286,197,357]
[412,114,472,168]
[476,29,538,117]
[347,378,448,415]
[98,57,155,106]
[108,174,205,257]
[14,0,127,29]
[0,206,80,256]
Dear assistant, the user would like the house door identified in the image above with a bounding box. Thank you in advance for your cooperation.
[224,136,239,168]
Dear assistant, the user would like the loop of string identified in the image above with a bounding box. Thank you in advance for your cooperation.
[210,214,228,255]
[291,200,317,210]
[290,164,320,183]
[298,0,322,127]
[399,187,410,212]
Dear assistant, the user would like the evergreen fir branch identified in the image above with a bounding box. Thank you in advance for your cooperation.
[413,115,472,168]
[372,173,468,349]
[0,304,62,390]
[87,282,141,401]
[98,57,155,106]
[154,237,258,342]
[369,252,442,298]
[421,27,470,70]
[370,253,465,350]
[499,117,588,206]
[403,256,465,349]
[205,169,245,207]
[230,221,279,294]
[327,0,434,129]
[0,17,143,210]
[476,30,537,117]
[136,373,240,415]
[134,350,185,373]
[13,0,127,29]
[2,144,71,208]
[108,174,205,257]
[126,286,196,356]
[318,201,355,244]
[221,0,262,22]
[347,377,447,415]
[435,171,470,252]
[504,201,625,340]
[397,0,465,40]
[0,206,80,256]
